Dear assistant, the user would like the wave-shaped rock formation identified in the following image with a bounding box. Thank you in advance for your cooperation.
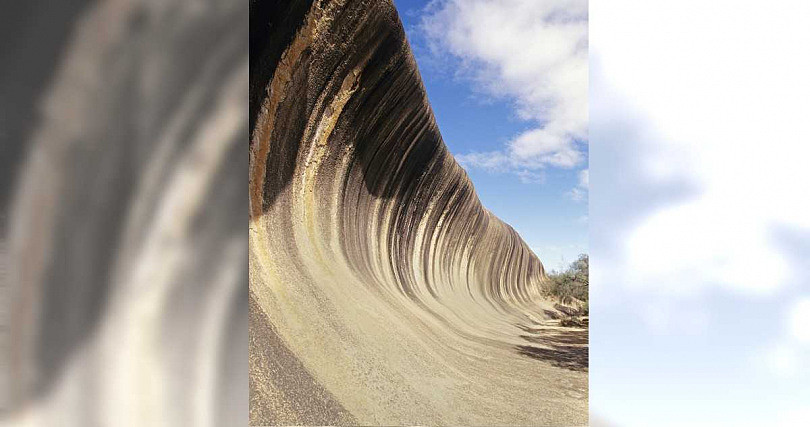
[249,0,588,425]
[3,0,246,425]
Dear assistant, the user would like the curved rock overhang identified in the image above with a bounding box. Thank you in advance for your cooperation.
[250,0,587,425]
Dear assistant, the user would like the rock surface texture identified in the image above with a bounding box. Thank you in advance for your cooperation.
[249,0,588,425]
[3,0,247,425]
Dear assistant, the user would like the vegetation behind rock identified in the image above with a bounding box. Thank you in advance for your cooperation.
[544,254,589,315]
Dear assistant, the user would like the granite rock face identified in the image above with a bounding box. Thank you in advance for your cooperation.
[250,0,588,425]
[3,0,247,425]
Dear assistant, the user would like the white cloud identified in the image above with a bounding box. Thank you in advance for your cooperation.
[421,0,588,173]
[566,168,589,201]
[578,169,588,188]
[516,169,544,184]
[454,152,546,183]
[454,151,510,172]
[510,128,583,168]
[567,187,585,202]
[591,0,810,297]
[623,200,790,295]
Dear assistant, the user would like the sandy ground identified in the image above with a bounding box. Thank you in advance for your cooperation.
[249,207,588,425]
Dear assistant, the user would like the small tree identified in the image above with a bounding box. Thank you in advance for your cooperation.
[544,254,588,307]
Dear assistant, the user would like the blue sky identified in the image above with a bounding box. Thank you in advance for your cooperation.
[393,0,588,272]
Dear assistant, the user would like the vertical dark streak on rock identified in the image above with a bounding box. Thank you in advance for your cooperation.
[249,0,314,140]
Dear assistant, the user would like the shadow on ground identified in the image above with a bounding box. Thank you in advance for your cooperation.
[516,327,588,372]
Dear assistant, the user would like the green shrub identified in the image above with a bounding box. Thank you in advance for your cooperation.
[543,253,588,305]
